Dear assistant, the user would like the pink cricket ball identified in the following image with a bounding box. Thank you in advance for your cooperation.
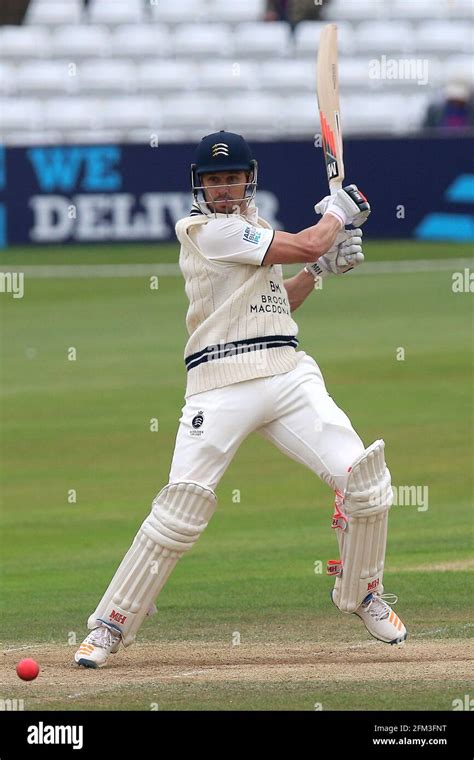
[16,658,40,681]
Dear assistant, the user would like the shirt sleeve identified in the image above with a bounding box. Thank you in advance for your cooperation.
[191,217,274,266]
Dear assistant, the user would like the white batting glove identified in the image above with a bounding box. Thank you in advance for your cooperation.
[315,184,371,227]
[305,228,364,280]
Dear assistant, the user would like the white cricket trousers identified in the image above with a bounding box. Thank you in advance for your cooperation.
[169,352,365,495]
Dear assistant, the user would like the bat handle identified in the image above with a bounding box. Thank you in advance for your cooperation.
[329,180,342,196]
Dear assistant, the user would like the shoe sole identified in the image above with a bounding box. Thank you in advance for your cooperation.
[75,658,99,669]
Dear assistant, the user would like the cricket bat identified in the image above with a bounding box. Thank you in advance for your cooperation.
[316,24,344,195]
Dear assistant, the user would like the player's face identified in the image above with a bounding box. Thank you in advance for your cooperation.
[201,171,249,214]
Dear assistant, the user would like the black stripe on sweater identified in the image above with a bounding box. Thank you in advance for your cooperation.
[185,335,299,371]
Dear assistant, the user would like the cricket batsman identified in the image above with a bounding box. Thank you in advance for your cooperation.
[75,131,407,668]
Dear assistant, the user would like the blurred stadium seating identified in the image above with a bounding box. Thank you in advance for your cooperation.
[0,0,472,144]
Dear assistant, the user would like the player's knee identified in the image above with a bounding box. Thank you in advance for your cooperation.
[322,425,365,490]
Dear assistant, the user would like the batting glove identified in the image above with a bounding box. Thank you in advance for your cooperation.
[305,228,364,280]
[315,184,371,227]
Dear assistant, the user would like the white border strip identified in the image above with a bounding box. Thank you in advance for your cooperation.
[0,264,177,278]
[0,258,471,279]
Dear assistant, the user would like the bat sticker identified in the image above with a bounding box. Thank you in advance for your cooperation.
[320,111,340,181]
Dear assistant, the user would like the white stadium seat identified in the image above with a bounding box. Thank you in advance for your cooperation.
[100,97,162,130]
[198,61,259,92]
[338,58,373,89]
[88,0,144,25]
[145,127,190,143]
[0,98,43,131]
[43,97,103,130]
[355,22,415,54]
[173,24,233,58]
[2,129,63,146]
[282,94,319,136]
[209,0,266,24]
[5,129,66,147]
[26,0,83,25]
[0,63,15,95]
[16,61,77,95]
[415,22,473,54]
[220,94,285,135]
[110,25,171,58]
[293,21,325,57]
[160,95,222,133]
[418,59,444,89]
[0,26,50,58]
[443,55,474,85]
[50,25,111,58]
[150,0,207,24]
[391,0,438,19]
[340,92,430,134]
[325,0,390,21]
[76,60,136,94]
[258,60,315,92]
[340,94,399,134]
[67,129,124,145]
[294,21,354,57]
[138,60,195,93]
[446,0,474,19]
[391,0,449,20]
[233,22,290,58]
[127,128,165,144]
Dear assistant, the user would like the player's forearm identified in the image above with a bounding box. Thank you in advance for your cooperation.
[283,268,316,312]
[296,212,342,260]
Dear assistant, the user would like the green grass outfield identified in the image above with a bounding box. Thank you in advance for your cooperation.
[0,239,473,265]
[0,241,472,711]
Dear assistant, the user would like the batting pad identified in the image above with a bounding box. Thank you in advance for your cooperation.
[332,440,393,613]
[87,481,217,646]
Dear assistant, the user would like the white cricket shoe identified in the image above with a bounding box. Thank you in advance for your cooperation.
[74,623,122,668]
[353,592,407,644]
[332,591,408,645]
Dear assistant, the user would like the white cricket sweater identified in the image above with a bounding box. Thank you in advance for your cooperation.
[175,205,301,397]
